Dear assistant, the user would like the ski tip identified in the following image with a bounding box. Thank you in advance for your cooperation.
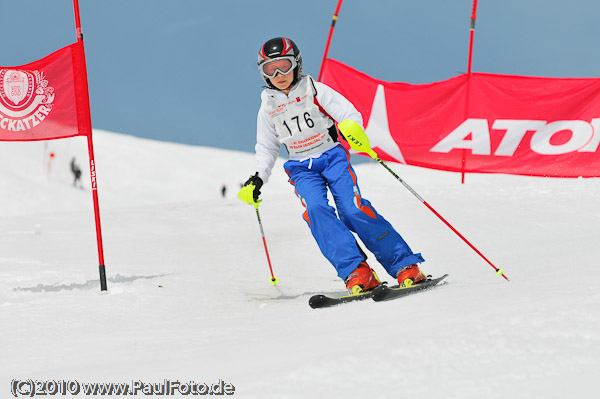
[309,295,326,309]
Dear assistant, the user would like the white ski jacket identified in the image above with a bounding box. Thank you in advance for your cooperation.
[255,75,363,183]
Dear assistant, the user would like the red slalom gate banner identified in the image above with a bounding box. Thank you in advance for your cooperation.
[320,58,600,178]
[1,0,108,292]
[0,42,91,141]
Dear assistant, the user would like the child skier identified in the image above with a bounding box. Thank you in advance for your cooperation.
[239,37,426,294]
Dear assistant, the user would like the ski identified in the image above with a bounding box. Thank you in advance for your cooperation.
[309,290,373,309]
[308,274,449,308]
[370,274,449,302]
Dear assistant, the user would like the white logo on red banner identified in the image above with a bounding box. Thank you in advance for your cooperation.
[0,69,54,132]
[431,118,600,156]
[365,84,406,163]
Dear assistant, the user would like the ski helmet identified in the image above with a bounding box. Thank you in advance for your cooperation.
[257,37,303,90]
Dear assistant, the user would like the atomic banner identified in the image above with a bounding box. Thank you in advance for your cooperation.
[0,42,91,141]
[320,58,600,178]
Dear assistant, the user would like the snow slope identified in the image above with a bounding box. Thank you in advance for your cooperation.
[1,130,599,398]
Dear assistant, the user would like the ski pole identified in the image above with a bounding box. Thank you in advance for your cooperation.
[253,203,279,285]
[338,120,509,281]
[238,185,278,285]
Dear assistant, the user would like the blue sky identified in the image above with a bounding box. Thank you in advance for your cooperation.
[3,0,600,153]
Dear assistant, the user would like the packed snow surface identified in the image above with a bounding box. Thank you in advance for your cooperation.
[1,130,598,398]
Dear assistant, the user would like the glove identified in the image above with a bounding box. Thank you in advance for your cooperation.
[237,172,263,205]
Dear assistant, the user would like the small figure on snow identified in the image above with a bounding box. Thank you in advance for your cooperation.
[70,157,82,188]
[238,37,426,294]
[47,151,56,174]
[221,183,227,198]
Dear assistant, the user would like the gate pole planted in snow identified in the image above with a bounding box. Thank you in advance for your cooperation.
[73,0,108,292]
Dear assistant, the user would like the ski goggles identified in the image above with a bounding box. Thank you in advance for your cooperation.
[259,56,297,79]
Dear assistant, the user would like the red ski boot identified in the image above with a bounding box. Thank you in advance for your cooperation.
[345,262,380,295]
[396,264,426,288]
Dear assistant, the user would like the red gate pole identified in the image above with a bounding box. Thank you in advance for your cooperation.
[73,0,108,293]
[462,0,479,184]
[317,0,344,82]
[87,139,107,293]
[467,0,478,75]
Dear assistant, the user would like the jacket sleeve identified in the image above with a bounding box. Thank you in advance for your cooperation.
[313,80,364,129]
[255,99,281,184]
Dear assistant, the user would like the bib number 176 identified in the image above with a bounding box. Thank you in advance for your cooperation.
[282,112,314,135]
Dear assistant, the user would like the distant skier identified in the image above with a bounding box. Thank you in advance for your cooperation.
[238,37,426,294]
[70,157,82,187]
[221,184,227,198]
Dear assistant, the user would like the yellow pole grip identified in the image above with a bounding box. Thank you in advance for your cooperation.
[337,120,378,159]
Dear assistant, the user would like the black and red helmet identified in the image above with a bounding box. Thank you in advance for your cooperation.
[257,37,303,90]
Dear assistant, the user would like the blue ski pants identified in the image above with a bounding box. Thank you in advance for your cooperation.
[284,145,424,281]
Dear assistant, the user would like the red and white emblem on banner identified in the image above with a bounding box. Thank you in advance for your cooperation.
[0,69,54,132]
[0,42,91,141]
